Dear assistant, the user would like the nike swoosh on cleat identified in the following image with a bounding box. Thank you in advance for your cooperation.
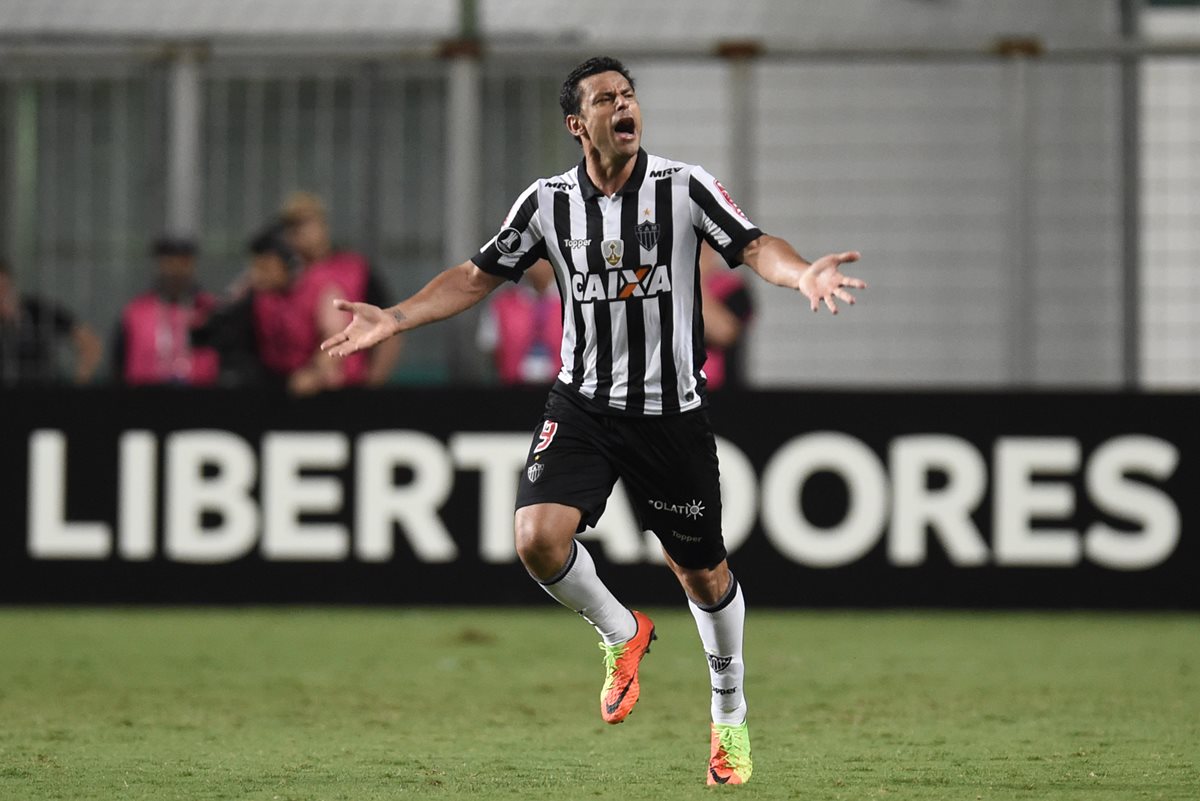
[604,678,635,715]
[710,768,730,785]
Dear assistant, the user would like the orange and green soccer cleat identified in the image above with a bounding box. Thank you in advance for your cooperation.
[708,720,753,785]
[598,610,656,724]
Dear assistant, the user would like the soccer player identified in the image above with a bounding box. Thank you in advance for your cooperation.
[320,56,865,785]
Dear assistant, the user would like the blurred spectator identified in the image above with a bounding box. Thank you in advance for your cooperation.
[249,224,369,396]
[112,237,219,386]
[281,192,403,386]
[190,286,268,388]
[478,259,563,385]
[699,242,755,390]
[0,257,102,385]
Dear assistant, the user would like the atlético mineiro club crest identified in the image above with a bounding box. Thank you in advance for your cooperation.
[714,179,748,220]
[636,220,660,251]
[603,239,624,266]
[527,463,544,483]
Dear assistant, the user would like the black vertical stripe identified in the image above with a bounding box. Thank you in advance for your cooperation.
[621,194,645,416]
[690,237,707,392]
[555,190,587,390]
[507,189,541,232]
[584,197,613,406]
[655,176,680,414]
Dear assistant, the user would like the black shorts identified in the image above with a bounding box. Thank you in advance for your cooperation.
[515,384,726,570]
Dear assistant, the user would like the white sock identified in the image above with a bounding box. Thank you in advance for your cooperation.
[688,574,747,725]
[537,540,637,646]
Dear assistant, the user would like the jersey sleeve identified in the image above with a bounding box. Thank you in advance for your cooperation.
[688,166,763,268]
[471,182,548,283]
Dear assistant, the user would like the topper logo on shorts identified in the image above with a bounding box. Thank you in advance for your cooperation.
[571,264,672,303]
[648,498,706,520]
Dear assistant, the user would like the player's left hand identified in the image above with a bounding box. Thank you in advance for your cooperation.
[797,251,866,314]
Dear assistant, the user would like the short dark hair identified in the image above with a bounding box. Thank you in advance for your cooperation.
[152,236,198,257]
[248,224,300,272]
[559,56,635,140]
[0,257,10,276]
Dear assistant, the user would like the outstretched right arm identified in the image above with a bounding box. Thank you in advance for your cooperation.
[321,261,505,358]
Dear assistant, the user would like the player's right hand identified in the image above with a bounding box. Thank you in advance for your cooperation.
[320,299,401,358]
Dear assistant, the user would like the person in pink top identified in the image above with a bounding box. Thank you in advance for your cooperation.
[113,237,219,386]
[478,259,563,385]
[248,225,369,395]
[281,192,403,387]
[698,242,755,391]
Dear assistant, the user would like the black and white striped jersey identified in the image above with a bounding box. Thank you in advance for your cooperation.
[472,148,762,416]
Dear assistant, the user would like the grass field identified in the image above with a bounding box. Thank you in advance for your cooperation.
[0,608,1197,801]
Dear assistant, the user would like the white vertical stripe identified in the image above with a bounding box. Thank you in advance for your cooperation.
[637,172,665,410]
[543,184,576,388]
[567,190,600,399]
[579,303,599,399]
[606,196,629,411]
[672,189,700,411]
[642,299,663,405]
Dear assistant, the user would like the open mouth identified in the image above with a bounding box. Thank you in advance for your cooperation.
[614,117,637,141]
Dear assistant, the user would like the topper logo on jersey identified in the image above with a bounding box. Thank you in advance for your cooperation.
[571,264,672,302]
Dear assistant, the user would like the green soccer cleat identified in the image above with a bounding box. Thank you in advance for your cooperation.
[708,720,753,785]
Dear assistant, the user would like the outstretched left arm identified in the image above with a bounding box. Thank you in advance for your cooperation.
[738,235,866,315]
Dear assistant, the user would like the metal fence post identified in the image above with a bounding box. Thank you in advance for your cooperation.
[166,46,203,237]
[6,83,38,281]
[443,2,484,381]
[719,41,762,223]
[1121,0,1143,389]
[999,39,1040,385]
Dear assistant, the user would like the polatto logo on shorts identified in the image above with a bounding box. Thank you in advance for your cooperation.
[648,498,706,520]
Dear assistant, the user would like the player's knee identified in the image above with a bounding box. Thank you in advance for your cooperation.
[513,511,559,568]
[673,560,730,607]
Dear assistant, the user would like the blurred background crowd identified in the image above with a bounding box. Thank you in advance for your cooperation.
[0,0,1197,393]
[1,191,415,393]
[0,190,753,393]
